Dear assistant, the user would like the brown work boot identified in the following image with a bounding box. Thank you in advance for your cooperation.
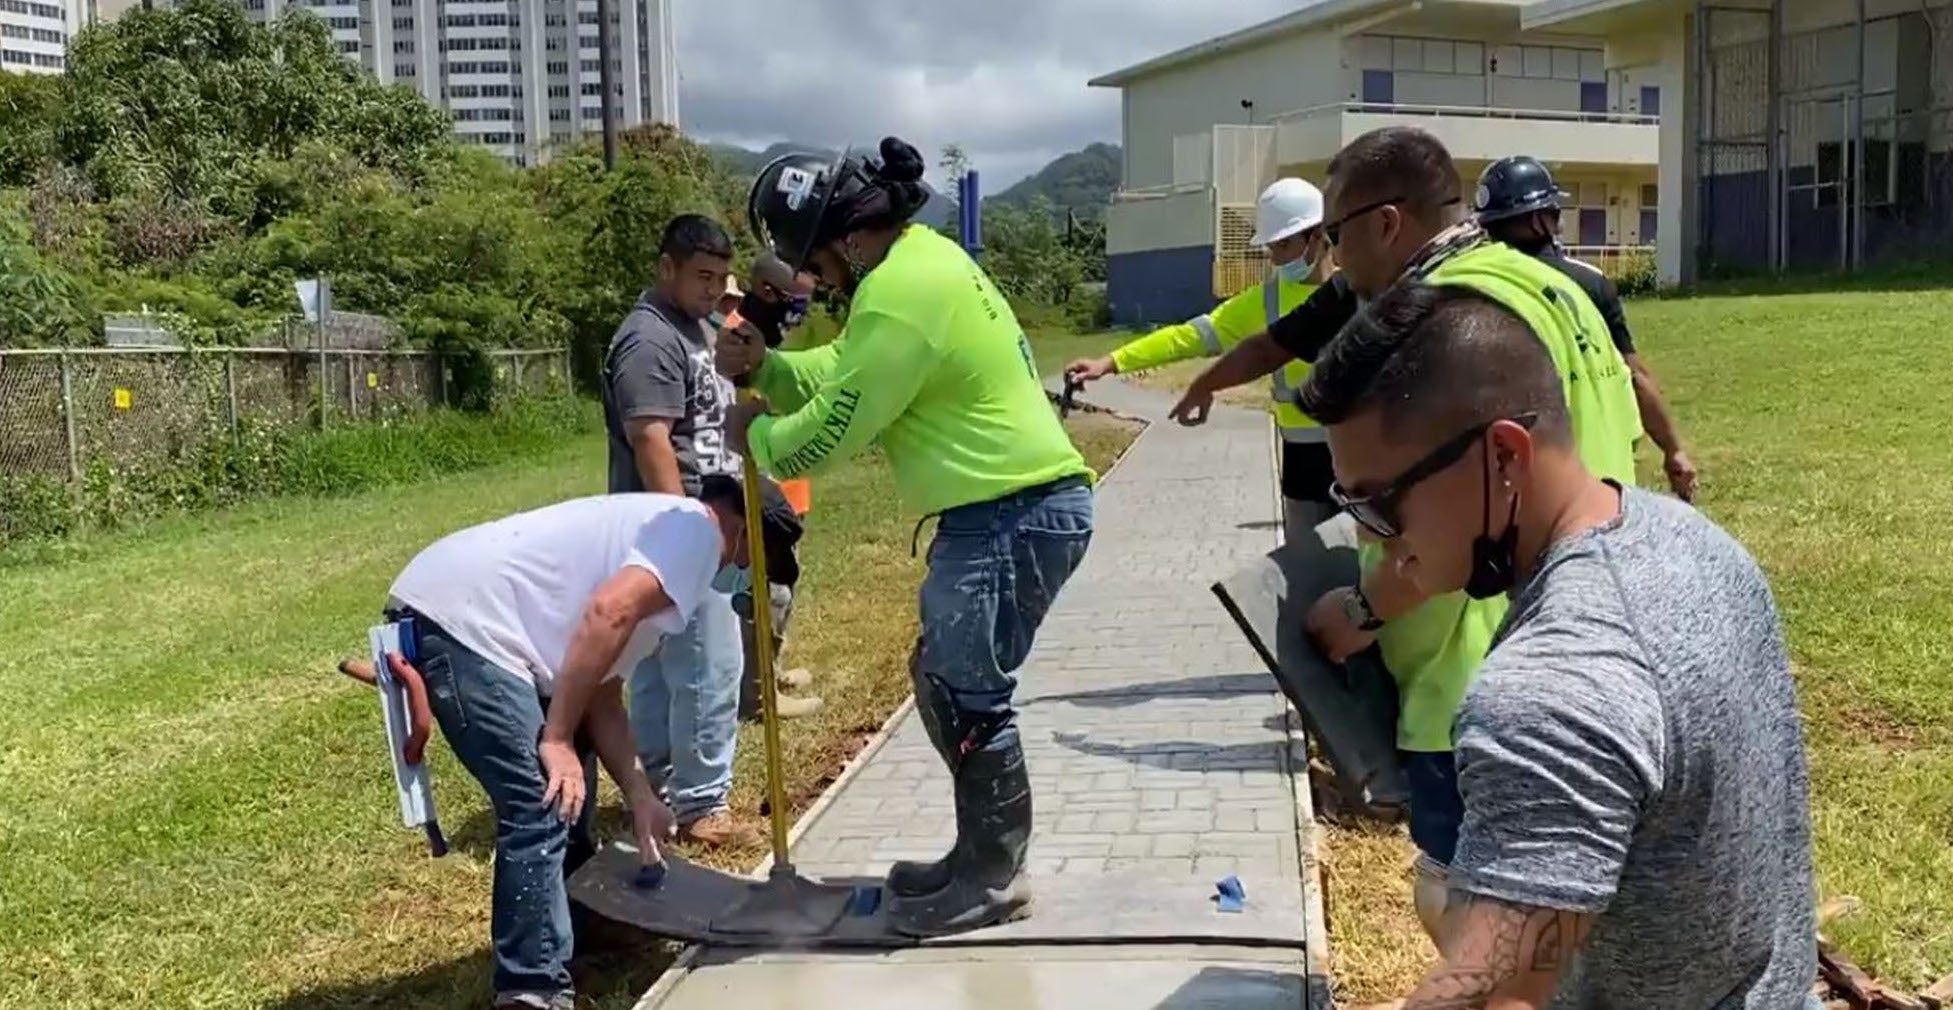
[676,812,763,848]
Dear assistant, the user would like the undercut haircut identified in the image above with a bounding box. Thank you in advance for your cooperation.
[1327,126,1463,229]
[1299,282,1573,446]
[660,213,734,264]
[698,473,746,516]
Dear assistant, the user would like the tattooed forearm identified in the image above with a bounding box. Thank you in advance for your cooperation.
[1401,892,1592,1010]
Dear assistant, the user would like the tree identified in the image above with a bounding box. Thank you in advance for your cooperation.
[56,0,449,210]
[0,71,62,187]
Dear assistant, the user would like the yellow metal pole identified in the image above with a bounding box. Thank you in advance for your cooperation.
[740,428,793,870]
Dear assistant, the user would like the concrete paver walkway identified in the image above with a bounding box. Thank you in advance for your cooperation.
[642,380,1326,1010]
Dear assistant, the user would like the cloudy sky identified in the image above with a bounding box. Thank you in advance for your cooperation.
[674,0,1298,191]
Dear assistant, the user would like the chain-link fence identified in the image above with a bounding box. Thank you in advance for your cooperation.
[0,347,570,484]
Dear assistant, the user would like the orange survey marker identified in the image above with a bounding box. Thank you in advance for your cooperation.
[779,478,811,515]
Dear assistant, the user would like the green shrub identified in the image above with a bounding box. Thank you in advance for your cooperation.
[0,395,596,553]
[1614,249,1658,296]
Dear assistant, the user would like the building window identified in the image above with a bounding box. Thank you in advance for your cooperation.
[395,62,416,77]
[393,40,414,53]
[328,16,358,29]
[446,13,474,27]
[581,82,602,96]
[546,37,563,50]
[1488,44,1603,82]
[579,10,598,23]
[1639,209,1658,243]
[549,109,570,121]
[2,49,30,66]
[1361,69,1393,105]
[1639,85,1661,116]
[1580,81,1607,114]
[1640,183,1658,208]
[0,25,22,39]
[548,61,569,75]
[548,84,569,97]
[392,15,411,29]
[546,12,565,26]
[0,0,66,17]
[339,40,360,54]
[579,35,599,49]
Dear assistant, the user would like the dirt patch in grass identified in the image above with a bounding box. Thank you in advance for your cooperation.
[1318,818,1434,1002]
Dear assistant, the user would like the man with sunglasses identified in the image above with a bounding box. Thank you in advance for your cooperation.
[1170,126,1642,942]
[1065,177,1338,542]
[1302,281,1815,1010]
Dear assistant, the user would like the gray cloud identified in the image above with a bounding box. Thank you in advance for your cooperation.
[673,0,1296,190]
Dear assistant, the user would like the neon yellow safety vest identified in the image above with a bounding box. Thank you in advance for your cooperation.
[1366,241,1644,753]
[1108,275,1322,440]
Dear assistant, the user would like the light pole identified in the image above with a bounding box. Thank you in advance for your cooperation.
[598,0,618,169]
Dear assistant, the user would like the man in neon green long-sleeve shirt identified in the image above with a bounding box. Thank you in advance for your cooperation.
[724,137,1094,940]
[1066,177,1336,545]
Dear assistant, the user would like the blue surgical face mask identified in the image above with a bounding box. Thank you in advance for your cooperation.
[714,563,753,595]
[1276,256,1315,285]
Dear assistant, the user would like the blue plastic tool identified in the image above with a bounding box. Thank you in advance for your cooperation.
[1215,874,1246,913]
[848,884,881,917]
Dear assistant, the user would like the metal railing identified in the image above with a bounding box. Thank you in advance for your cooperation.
[1110,181,1212,202]
[1266,101,1660,126]
[1562,244,1657,281]
[0,346,570,484]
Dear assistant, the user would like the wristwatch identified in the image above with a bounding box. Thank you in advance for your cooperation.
[1340,585,1384,632]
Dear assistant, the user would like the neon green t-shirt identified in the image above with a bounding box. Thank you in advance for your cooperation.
[748,225,1092,515]
[1373,240,1644,752]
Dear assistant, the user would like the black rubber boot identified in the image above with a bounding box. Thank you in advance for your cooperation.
[887,657,959,897]
[884,735,1035,938]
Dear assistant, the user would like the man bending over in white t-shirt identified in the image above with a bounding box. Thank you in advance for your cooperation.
[373,474,801,1010]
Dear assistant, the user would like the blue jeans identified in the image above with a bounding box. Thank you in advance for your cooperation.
[916,480,1095,754]
[411,617,596,1007]
[628,581,743,823]
[1402,749,1464,867]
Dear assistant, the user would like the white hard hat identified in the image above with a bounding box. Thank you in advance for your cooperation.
[1248,177,1325,247]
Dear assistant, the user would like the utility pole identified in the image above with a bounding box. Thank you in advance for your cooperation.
[598,0,618,169]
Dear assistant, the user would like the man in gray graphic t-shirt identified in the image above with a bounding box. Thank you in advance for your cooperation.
[603,217,739,498]
[1299,281,1816,1009]
[599,214,756,849]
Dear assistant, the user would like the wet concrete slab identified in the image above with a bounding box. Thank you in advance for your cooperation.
[648,944,1310,1010]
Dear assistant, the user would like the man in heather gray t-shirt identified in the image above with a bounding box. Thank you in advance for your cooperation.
[1297,279,1814,1009]
[1452,487,1816,1008]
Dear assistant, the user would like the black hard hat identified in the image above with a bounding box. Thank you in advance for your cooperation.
[1473,155,1571,224]
[746,148,875,272]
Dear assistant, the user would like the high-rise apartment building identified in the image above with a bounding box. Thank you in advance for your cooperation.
[0,0,83,73]
[245,0,681,165]
[58,0,681,166]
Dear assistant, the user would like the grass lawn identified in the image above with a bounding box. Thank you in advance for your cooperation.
[0,364,1138,1009]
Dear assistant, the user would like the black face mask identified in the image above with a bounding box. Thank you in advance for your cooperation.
[1464,444,1521,600]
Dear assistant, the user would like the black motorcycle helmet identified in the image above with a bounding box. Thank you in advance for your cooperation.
[1472,155,1570,225]
[746,138,930,273]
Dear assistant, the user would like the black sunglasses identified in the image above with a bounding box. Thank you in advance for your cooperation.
[1329,413,1538,539]
[1322,194,1464,246]
[1322,195,1403,247]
